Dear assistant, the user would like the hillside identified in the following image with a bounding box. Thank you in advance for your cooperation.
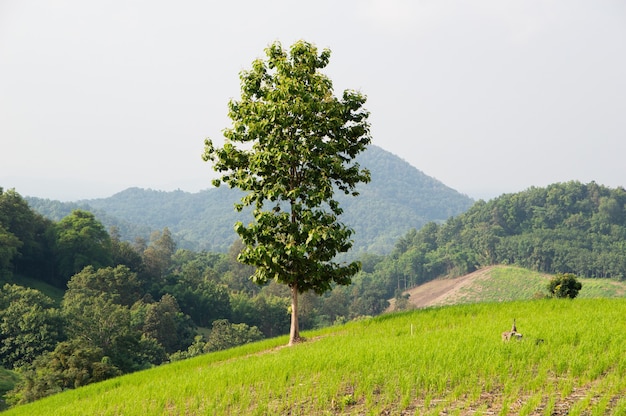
[381,181,626,290]
[387,265,626,311]
[25,145,474,255]
[5,299,626,415]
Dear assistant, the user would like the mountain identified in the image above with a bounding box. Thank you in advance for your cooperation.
[26,145,474,255]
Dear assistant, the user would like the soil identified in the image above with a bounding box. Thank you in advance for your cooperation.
[387,266,497,311]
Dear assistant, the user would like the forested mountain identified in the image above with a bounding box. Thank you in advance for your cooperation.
[26,145,474,256]
[369,181,626,294]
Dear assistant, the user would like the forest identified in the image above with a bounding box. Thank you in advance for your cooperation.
[1,180,626,406]
[0,187,393,406]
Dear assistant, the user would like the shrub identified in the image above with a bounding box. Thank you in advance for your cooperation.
[547,273,582,299]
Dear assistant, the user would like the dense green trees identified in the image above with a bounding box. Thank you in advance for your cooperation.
[0,226,21,277]
[0,285,63,369]
[0,189,54,281]
[134,294,195,355]
[374,182,626,299]
[54,210,112,285]
[0,187,391,406]
[142,228,176,288]
[7,340,121,406]
[203,40,371,345]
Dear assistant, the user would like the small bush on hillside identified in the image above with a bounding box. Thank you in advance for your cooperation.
[547,273,582,299]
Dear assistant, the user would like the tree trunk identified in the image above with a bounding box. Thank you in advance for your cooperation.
[289,284,301,346]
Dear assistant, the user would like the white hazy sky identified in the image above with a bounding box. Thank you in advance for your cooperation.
[1,1,625,202]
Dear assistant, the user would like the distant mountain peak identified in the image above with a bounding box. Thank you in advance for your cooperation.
[27,145,474,256]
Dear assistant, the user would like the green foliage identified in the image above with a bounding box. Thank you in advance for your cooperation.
[547,273,583,299]
[377,182,626,298]
[7,340,121,406]
[65,265,141,307]
[0,284,63,369]
[3,275,64,306]
[170,320,264,361]
[62,266,170,372]
[203,40,371,343]
[0,225,21,277]
[6,299,626,415]
[62,289,132,358]
[204,319,263,352]
[230,292,290,338]
[109,227,144,274]
[141,228,176,288]
[0,368,19,411]
[0,188,54,281]
[161,275,231,328]
[54,210,112,284]
[134,294,195,354]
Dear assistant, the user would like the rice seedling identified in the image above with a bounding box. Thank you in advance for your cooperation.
[5,298,626,415]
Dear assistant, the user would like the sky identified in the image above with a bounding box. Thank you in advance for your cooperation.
[1,0,625,202]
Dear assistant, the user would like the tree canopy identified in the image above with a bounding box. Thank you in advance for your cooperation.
[54,210,112,284]
[203,40,371,344]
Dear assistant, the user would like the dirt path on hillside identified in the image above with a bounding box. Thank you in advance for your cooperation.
[387,266,497,311]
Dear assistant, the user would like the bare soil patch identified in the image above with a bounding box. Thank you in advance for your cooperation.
[387,267,497,311]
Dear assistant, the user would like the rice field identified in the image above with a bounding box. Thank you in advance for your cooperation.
[5,298,626,415]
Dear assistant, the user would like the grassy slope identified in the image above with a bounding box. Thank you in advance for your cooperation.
[5,298,626,415]
[396,265,626,310]
[464,266,626,301]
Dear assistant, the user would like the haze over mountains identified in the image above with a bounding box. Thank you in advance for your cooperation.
[25,145,474,256]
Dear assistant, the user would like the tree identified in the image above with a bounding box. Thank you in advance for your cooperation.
[547,273,583,299]
[54,210,112,284]
[139,294,195,354]
[205,319,263,352]
[164,278,231,328]
[142,227,176,290]
[0,225,21,277]
[0,188,54,281]
[62,270,166,372]
[0,284,63,369]
[203,40,371,345]
[62,289,131,355]
[110,226,144,274]
[7,340,121,405]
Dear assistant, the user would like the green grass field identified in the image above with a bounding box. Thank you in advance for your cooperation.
[437,265,626,305]
[5,297,626,415]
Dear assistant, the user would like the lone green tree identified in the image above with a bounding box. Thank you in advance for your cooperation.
[203,40,371,345]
